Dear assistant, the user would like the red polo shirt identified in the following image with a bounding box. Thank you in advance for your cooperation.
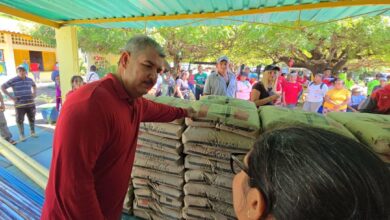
[41,74,187,220]
[283,81,302,105]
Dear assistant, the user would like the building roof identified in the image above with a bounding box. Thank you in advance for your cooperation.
[0,0,389,28]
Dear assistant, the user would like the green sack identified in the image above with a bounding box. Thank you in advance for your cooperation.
[200,95,256,109]
[259,106,356,140]
[327,113,390,154]
[191,101,260,132]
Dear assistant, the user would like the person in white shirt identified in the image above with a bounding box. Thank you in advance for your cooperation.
[303,73,328,112]
[85,65,100,83]
[153,69,164,96]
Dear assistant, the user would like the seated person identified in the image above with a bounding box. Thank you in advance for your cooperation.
[347,87,366,112]
[231,126,390,220]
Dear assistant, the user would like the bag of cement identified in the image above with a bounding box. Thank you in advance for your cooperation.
[327,112,390,125]
[200,95,256,109]
[183,182,233,204]
[132,178,183,198]
[138,132,183,154]
[123,181,134,215]
[134,156,185,176]
[140,122,186,140]
[182,127,254,151]
[135,188,183,209]
[184,195,235,218]
[182,207,236,220]
[217,123,260,139]
[340,120,390,154]
[149,200,183,219]
[134,197,183,219]
[185,117,217,128]
[132,166,184,189]
[191,102,260,132]
[134,188,152,199]
[259,106,356,140]
[133,207,152,220]
[184,170,233,189]
[136,145,183,165]
[184,143,248,162]
[143,95,186,125]
[185,155,239,175]
[327,112,390,154]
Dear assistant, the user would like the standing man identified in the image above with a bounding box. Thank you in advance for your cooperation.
[345,73,355,90]
[85,65,100,83]
[303,73,328,112]
[194,65,208,100]
[203,56,236,97]
[322,67,334,88]
[41,35,195,220]
[367,73,382,96]
[21,59,29,75]
[2,66,37,141]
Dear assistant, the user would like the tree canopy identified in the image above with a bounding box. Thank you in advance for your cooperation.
[28,16,390,74]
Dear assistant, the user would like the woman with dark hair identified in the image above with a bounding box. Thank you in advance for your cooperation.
[66,75,84,98]
[231,126,390,220]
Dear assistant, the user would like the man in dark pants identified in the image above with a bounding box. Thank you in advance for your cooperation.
[2,66,37,141]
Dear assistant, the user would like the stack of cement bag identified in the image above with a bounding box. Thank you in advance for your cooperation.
[182,96,259,219]
[258,106,357,140]
[131,96,190,220]
[327,112,390,163]
[122,180,134,215]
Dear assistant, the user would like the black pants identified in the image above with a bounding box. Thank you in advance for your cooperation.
[195,88,204,100]
[16,106,36,136]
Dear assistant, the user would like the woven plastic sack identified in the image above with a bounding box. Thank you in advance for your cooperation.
[132,166,184,189]
[138,132,182,155]
[132,178,183,198]
[185,155,240,175]
[183,182,233,204]
[134,156,184,176]
[184,170,233,189]
[140,122,186,140]
[135,145,183,165]
[182,126,254,151]
[200,95,256,109]
[184,142,248,162]
[184,195,235,218]
[259,106,356,140]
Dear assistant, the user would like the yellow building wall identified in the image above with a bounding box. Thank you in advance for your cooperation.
[42,51,56,71]
[13,49,30,67]
[14,49,56,71]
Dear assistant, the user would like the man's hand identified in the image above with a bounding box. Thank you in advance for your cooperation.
[186,107,197,118]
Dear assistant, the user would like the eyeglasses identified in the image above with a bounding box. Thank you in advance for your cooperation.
[230,154,248,175]
[230,154,271,219]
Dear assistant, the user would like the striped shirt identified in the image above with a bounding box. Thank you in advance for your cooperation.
[3,76,36,108]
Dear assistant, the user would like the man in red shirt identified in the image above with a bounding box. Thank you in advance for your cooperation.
[360,84,390,114]
[282,72,303,109]
[41,36,195,220]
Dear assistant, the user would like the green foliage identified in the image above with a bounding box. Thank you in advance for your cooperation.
[29,25,56,46]
[77,27,143,54]
[27,16,389,73]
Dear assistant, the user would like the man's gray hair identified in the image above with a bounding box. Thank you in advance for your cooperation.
[123,35,165,58]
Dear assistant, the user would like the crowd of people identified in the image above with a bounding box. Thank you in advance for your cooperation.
[148,56,390,114]
[1,36,387,220]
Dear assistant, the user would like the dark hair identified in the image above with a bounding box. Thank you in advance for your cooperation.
[90,65,97,72]
[16,66,26,72]
[247,126,390,220]
[70,75,83,84]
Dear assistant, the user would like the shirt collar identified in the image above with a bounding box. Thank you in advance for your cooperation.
[106,73,131,100]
